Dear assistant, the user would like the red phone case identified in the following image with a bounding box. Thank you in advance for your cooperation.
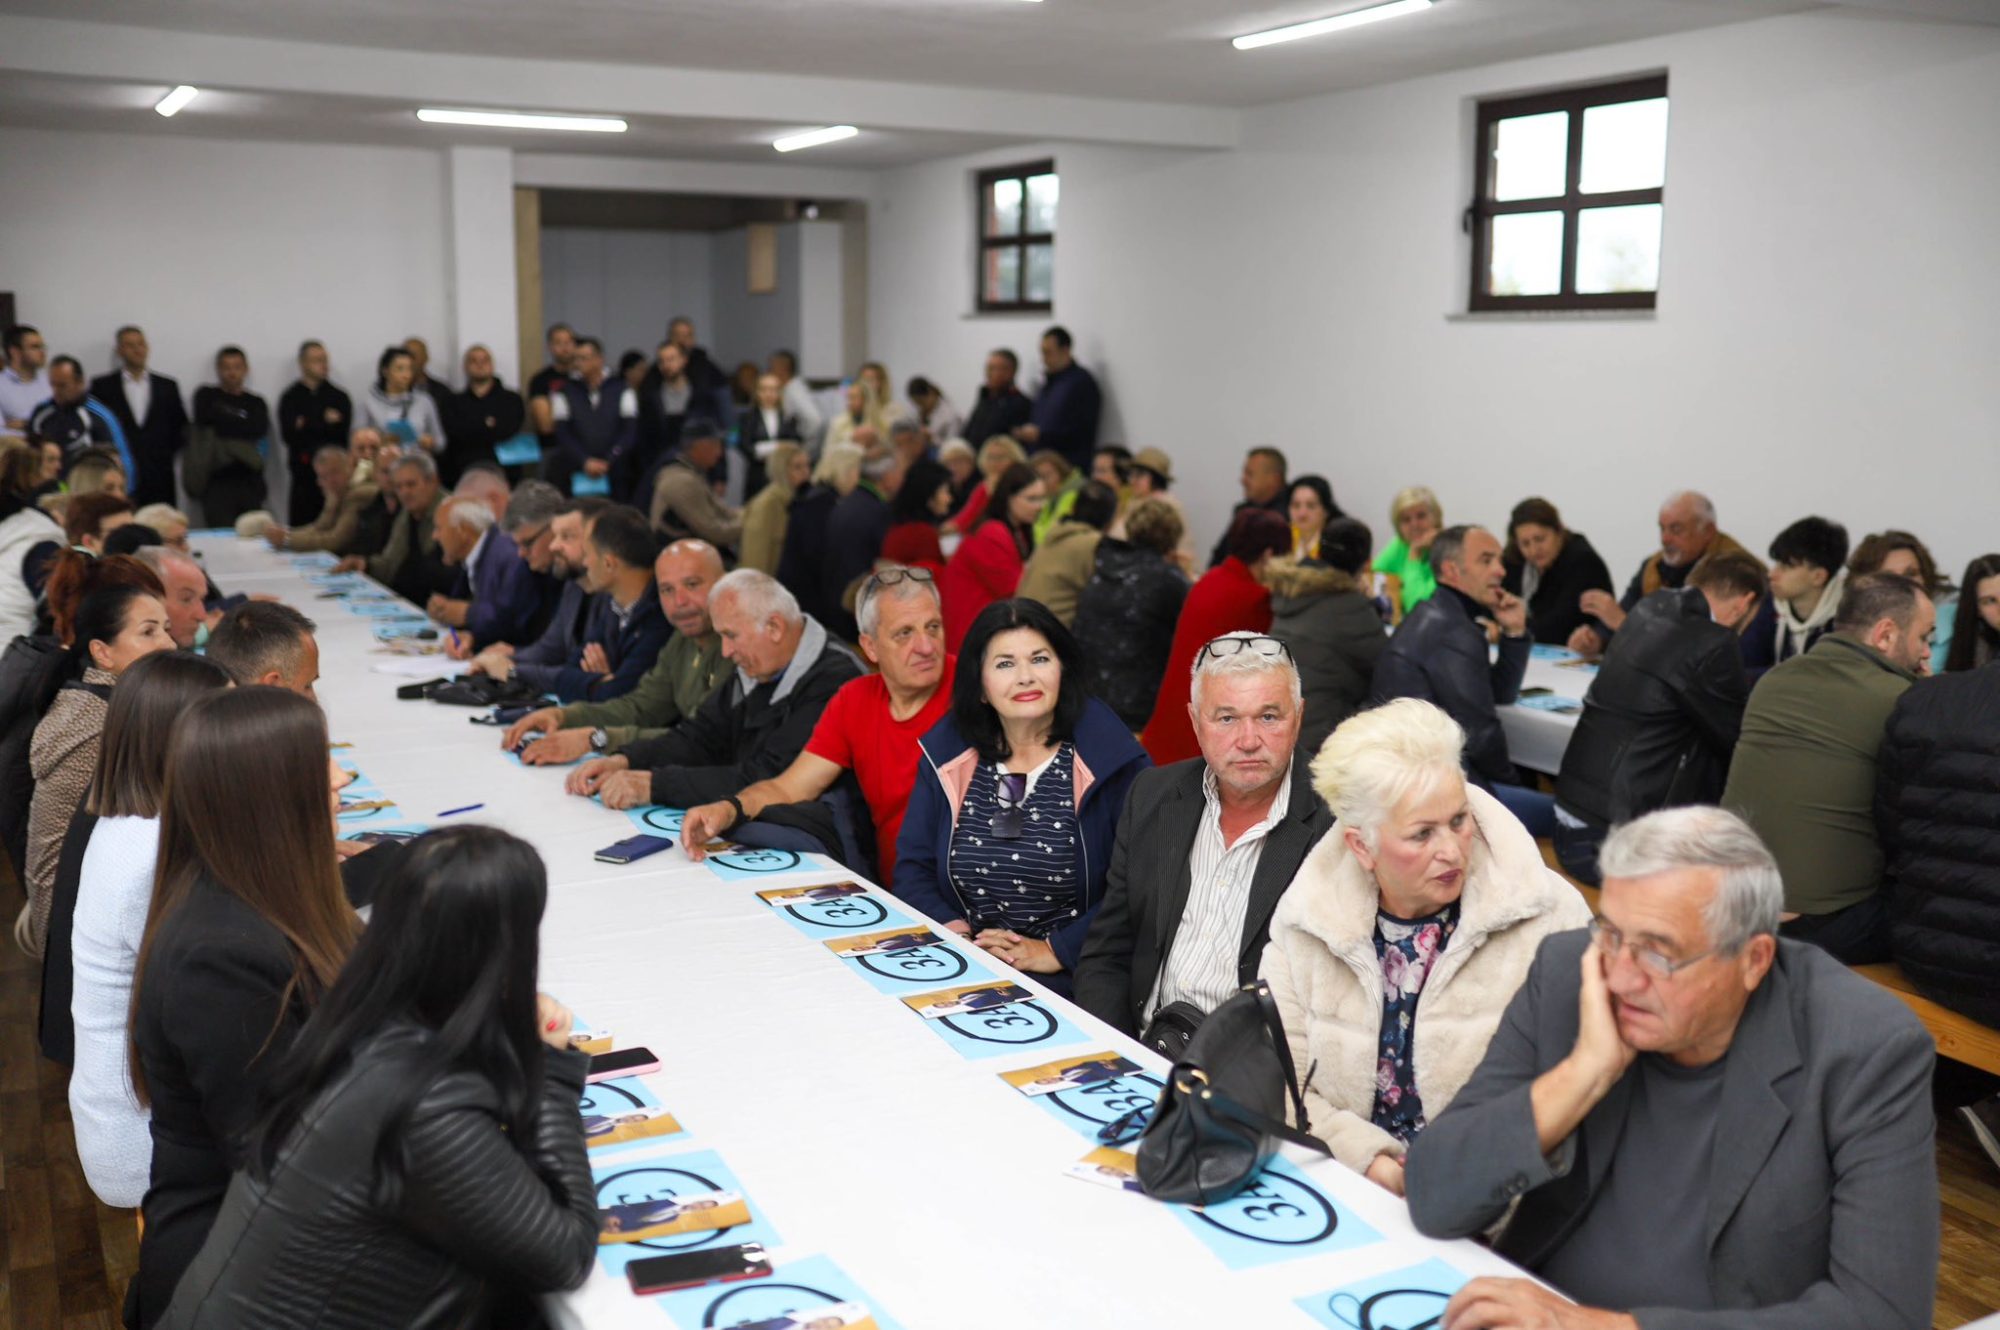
[629,1257,772,1295]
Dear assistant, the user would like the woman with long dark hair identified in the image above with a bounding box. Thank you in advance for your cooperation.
[63,651,234,1203]
[128,686,359,1328]
[160,825,597,1328]
[1945,553,2000,673]
[894,598,1149,997]
[17,580,173,957]
[939,461,1045,651]
[1286,474,1343,563]
[881,457,955,572]
[1498,496,1613,646]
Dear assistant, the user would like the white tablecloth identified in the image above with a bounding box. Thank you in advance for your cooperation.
[193,533,1537,1330]
[1499,649,1595,775]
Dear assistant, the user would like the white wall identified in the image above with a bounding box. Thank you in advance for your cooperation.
[0,127,451,410]
[869,9,2000,583]
[539,228,715,370]
[711,223,801,374]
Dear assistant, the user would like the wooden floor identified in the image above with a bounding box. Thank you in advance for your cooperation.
[1,873,1995,1327]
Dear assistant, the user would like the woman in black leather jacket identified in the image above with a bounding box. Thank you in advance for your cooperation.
[1073,496,1191,730]
[160,825,598,1329]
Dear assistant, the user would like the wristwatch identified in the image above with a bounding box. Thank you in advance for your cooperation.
[588,727,609,752]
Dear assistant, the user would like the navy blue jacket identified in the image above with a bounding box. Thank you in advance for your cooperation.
[451,528,553,648]
[893,698,1149,976]
[516,583,666,704]
[1028,363,1102,468]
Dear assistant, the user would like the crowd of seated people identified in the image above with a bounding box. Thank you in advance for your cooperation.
[3,307,1995,1329]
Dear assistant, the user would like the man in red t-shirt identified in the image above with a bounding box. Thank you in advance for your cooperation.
[681,568,953,880]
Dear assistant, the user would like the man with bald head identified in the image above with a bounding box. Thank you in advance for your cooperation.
[504,538,730,765]
[1569,491,1747,657]
[442,344,526,483]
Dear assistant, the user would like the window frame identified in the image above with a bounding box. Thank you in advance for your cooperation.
[975,159,1056,314]
[1467,74,1668,313]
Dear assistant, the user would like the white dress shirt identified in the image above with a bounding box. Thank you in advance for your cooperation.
[121,368,151,426]
[1147,768,1293,1018]
[0,367,51,439]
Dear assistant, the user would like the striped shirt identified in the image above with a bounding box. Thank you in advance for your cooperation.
[1147,768,1292,1018]
[947,745,1082,937]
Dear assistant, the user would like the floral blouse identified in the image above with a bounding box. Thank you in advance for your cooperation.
[1370,899,1461,1143]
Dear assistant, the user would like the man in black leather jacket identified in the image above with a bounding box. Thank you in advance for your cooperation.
[1553,550,1765,883]
[1372,525,1540,820]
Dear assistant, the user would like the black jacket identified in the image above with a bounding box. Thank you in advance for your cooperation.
[823,485,890,639]
[775,486,838,627]
[1073,538,1189,730]
[1501,531,1614,647]
[131,878,311,1329]
[1074,756,1334,1035]
[1264,558,1387,757]
[90,370,188,507]
[960,384,1030,449]
[441,382,526,483]
[1207,493,1289,570]
[623,620,863,808]
[1554,587,1747,828]
[1372,588,1530,789]
[161,1026,596,1330]
[1878,660,2000,1028]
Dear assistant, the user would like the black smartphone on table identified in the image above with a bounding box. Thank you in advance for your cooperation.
[626,1243,771,1295]
[587,1047,662,1082]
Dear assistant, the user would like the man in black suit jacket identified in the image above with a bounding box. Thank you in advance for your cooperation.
[1075,635,1333,1038]
[90,325,187,508]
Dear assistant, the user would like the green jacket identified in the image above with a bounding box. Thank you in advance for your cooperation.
[1371,536,1435,615]
[1017,519,1102,626]
[557,630,727,751]
[1721,634,1917,916]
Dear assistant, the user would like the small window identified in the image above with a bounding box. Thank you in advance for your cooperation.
[977,160,1057,313]
[1468,75,1668,312]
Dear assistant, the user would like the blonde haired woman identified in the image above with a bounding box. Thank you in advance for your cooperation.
[738,442,809,575]
[946,435,1028,535]
[1260,698,1589,1195]
[1371,485,1444,623]
[825,376,898,475]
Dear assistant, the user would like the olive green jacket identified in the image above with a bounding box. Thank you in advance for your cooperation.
[557,630,727,751]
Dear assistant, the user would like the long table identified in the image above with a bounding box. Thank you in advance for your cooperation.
[193,532,1537,1330]
[1498,648,1595,776]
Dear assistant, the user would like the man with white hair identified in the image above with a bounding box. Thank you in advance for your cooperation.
[1406,806,1937,1330]
[263,445,380,556]
[572,568,862,812]
[676,567,954,878]
[425,494,549,649]
[1074,631,1334,1043]
[135,546,214,649]
[1569,491,1749,657]
[452,462,512,524]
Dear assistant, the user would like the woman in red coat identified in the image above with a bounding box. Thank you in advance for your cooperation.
[941,462,1045,650]
[1140,508,1292,763]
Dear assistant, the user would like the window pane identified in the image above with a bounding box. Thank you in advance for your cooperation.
[1025,173,1059,235]
[1491,111,1568,201]
[986,178,1022,237]
[1580,97,1669,194]
[1024,243,1053,304]
[1487,211,1564,296]
[983,245,1021,304]
[1575,203,1663,293]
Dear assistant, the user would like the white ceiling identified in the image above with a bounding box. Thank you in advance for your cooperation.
[0,72,1011,167]
[3,0,1831,108]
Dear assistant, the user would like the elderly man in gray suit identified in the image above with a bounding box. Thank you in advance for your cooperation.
[1406,805,1936,1330]
[1073,632,1334,1047]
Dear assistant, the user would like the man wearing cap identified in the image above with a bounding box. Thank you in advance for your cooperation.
[1111,446,1196,566]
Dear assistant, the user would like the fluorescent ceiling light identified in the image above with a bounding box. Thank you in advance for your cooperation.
[774,124,859,153]
[1233,0,1432,50]
[154,85,199,117]
[415,108,627,133]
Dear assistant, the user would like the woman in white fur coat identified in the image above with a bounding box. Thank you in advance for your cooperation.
[1260,698,1590,1196]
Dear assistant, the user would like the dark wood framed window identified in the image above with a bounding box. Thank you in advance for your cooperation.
[976,160,1057,313]
[1468,75,1668,312]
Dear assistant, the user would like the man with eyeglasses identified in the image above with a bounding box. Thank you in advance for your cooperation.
[1075,631,1333,1049]
[677,567,953,880]
[1405,806,1936,1330]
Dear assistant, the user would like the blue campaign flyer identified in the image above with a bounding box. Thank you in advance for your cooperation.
[1528,643,1577,662]
[1295,1257,1468,1330]
[623,805,686,837]
[754,883,916,939]
[591,1150,779,1279]
[704,846,830,882]
[997,1052,1164,1142]
[578,1077,688,1155]
[904,985,1092,1062]
[287,551,338,568]
[651,1254,908,1330]
[824,928,984,995]
[1170,1156,1382,1271]
[348,600,424,618]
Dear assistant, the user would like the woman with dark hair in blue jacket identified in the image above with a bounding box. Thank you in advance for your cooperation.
[893,598,1149,998]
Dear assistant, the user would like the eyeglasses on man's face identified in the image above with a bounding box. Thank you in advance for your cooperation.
[1587,917,1717,980]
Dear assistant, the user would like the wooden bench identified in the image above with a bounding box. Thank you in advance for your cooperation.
[1855,964,2000,1077]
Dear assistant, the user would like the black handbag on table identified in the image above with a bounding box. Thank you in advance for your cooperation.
[1116,978,1332,1206]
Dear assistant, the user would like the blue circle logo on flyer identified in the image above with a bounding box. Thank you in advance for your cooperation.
[787,896,891,929]
[578,1082,647,1114]
[939,1002,1060,1045]
[712,848,805,874]
[596,1165,734,1251]
[1325,1286,1453,1330]
[638,807,685,834]
[701,1281,850,1326]
[1048,1074,1163,1125]
[1196,1171,1339,1245]
[857,945,969,984]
